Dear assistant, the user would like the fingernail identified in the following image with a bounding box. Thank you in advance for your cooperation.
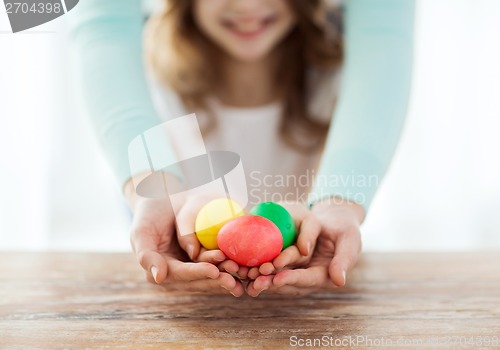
[342,270,347,285]
[186,244,195,260]
[221,285,230,291]
[151,266,158,283]
[257,287,268,296]
[230,292,238,297]
[306,241,312,255]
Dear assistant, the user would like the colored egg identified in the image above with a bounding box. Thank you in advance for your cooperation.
[249,202,296,249]
[195,198,244,250]
[217,215,283,267]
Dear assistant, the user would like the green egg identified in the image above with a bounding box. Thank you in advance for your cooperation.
[249,202,296,249]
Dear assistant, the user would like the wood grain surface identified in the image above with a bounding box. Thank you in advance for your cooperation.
[0,252,499,349]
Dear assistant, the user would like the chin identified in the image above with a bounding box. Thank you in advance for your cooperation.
[227,46,273,63]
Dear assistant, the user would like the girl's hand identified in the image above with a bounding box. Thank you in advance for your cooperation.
[126,178,245,297]
[246,201,321,280]
[172,193,242,278]
[246,198,364,297]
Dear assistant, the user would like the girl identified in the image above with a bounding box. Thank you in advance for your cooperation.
[69,0,414,297]
[145,0,343,206]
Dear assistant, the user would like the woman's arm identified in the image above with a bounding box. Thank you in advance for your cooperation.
[67,0,176,190]
[310,0,416,214]
[67,2,245,296]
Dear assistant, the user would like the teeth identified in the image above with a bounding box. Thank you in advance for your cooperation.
[233,21,263,33]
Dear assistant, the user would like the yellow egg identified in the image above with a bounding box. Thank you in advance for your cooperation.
[195,198,244,250]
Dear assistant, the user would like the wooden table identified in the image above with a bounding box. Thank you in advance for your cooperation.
[1,252,499,349]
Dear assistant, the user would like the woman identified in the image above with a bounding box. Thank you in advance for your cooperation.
[68,0,415,297]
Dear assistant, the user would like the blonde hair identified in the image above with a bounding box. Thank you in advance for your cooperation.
[145,0,343,152]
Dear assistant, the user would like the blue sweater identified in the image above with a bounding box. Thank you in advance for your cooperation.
[68,0,415,212]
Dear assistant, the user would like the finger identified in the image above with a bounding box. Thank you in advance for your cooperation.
[214,272,245,297]
[175,194,226,260]
[136,249,168,284]
[216,271,237,291]
[328,230,362,287]
[277,201,307,226]
[247,267,261,280]
[247,283,315,297]
[144,270,156,284]
[296,214,321,256]
[272,246,303,270]
[246,275,274,297]
[176,273,245,297]
[166,259,220,282]
[218,260,240,275]
[273,266,328,289]
[186,272,245,297]
[265,285,316,297]
[175,198,208,260]
[258,262,275,275]
[196,248,226,264]
[236,266,249,280]
[253,275,274,291]
[229,281,245,297]
[132,226,168,284]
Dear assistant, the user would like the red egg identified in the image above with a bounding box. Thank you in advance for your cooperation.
[217,215,283,267]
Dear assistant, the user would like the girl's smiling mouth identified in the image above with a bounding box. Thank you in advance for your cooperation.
[221,15,277,39]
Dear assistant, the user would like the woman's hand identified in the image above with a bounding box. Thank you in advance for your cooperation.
[246,198,364,297]
[245,201,321,280]
[125,177,245,297]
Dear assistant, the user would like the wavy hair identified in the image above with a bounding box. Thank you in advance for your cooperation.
[145,0,343,152]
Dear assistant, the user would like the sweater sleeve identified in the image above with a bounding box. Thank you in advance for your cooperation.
[309,0,415,212]
[67,0,176,190]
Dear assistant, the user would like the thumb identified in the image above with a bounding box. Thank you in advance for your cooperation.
[328,230,362,287]
[174,197,206,260]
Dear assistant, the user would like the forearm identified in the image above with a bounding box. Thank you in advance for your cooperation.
[124,172,184,214]
[68,0,176,190]
[124,178,142,212]
[310,0,415,213]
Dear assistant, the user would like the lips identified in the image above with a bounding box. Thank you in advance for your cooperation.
[221,15,276,39]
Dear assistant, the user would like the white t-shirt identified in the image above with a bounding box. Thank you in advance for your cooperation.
[148,69,340,206]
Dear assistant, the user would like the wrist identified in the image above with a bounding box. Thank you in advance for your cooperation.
[124,172,184,213]
[310,196,365,225]
[124,178,141,212]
